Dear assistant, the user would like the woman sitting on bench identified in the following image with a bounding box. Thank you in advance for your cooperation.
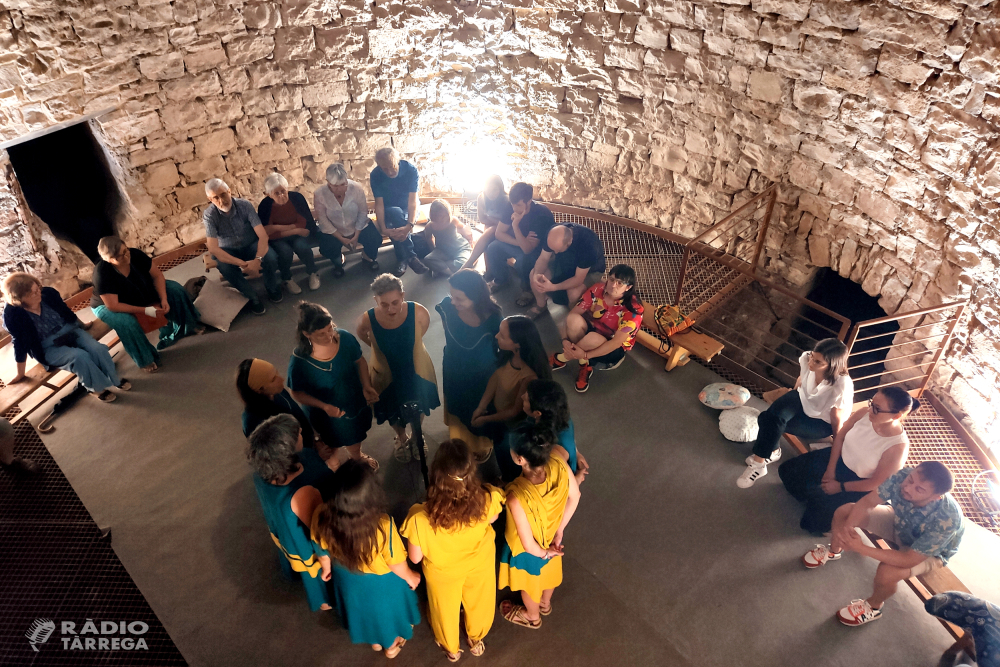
[3,272,126,403]
[777,386,913,534]
[738,338,853,488]
[91,236,203,373]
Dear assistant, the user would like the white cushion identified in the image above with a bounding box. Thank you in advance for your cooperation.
[719,406,760,442]
[699,382,750,409]
[193,278,248,332]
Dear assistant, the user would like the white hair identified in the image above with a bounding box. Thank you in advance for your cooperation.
[325,163,348,186]
[263,173,288,196]
[374,147,397,164]
[205,178,229,195]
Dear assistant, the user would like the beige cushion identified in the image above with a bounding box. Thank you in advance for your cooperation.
[193,278,248,332]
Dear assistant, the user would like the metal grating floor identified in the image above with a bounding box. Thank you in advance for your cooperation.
[0,419,188,665]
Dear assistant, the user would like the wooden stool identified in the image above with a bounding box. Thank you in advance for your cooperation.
[664,330,725,371]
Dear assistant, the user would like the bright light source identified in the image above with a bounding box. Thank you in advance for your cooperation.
[444,132,514,194]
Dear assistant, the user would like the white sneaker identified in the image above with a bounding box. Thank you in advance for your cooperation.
[745,449,782,466]
[737,461,767,488]
[802,543,842,568]
[308,273,320,290]
[285,279,302,295]
[837,599,882,626]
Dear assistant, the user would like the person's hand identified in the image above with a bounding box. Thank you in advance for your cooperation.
[324,403,345,418]
[9,373,27,384]
[562,341,584,360]
[543,544,564,559]
[527,231,538,241]
[407,570,421,590]
[242,259,262,278]
[511,210,524,225]
[471,415,488,428]
[840,529,865,554]
[553,529,564,549]
[321,566,332,582]
[160,299,171,314]
[344,237,358,251]
[535,274,554,292]
[833,524,857,551]
[296,228,310,238]
[362,385,380,405]
[821,478,841,495]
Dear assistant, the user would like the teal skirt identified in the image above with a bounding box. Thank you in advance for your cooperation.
[331,565,420,647]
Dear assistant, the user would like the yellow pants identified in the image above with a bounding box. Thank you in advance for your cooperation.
[425,558,497,653]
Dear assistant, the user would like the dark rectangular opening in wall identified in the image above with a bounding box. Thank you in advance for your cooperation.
[6,122,122,263]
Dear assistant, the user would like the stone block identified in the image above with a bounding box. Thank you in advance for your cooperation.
[274,26,316,61]
[139,52,185,80]
[856,188,901,228]
[241,89,277,117]
[767,48,823,81]
[732,39,770,67]
[160,101,210,136]
[921,131,975,180]
[960,23,1000,85]
[301,82,350,107]
[250,142,291,163]
[184,41,228,74]
[144,161,180,194]
[605,43,645,70]
[269,108,312,140]
[799,192,833,220]
[634,17,669,49]
[286,136,323,158]
[867,76,930,120]
[162,71,223,103]
[236,116,271,147]
[225,34,275,65]
[194,128,237,158]
[175,184,208,211]
[792,81,842,119]
[758,17,800,48]
[877,46,933,86]
[177,155,227,182]
[858,4,949,56]
[219,67,251,95]
[281,0,339,27]
[650,143,688,171]
[751,0,811,21]
[818,165,856,205]
[808,0,861,30]
[204,96,244,125]
[901,209,948,251]
[803,37,878,80]
[225,149,254,176]
[722,9,760,39]
[788,153,823,194]
[242,2,282,30]
[669,27,702,55]
[643,49,687,78]
[838,98,885,139]
[746,69,785,104]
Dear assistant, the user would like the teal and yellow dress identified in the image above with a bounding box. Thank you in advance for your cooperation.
[499,417,578,484]
[251,448,334,611]
[436,296,501,458]
[311,512,420,647]
[366,302,440,424]
[498,455,570,602]
[287,330,373,448]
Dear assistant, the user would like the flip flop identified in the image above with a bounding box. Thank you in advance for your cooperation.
[500,601,541,629]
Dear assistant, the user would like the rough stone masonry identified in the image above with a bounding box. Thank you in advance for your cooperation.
[0,0,998,448]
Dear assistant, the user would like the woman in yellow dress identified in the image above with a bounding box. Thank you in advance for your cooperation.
[401,439,505,661]
[498,422,581,629]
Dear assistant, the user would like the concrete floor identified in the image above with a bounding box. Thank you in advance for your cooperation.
[34,251,1000,667]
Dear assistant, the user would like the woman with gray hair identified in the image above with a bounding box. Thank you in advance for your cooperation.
[248,413,337,612]
[90,236,203,373]
[313,163,382,278]
[257,173,321,293]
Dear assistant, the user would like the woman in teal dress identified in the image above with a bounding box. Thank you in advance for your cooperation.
[288,302,379,472]
[311,460,421,658]
[247,414,336,612]
[436,270,502,461]
[356,274,440,462]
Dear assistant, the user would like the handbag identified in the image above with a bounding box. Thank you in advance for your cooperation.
[645,304,696,355]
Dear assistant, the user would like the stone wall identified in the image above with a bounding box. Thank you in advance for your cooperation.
[0,0,998,448]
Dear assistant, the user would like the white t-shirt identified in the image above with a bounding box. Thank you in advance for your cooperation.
[841,412,909,478]
[796,351,854,422]
[313,180,370,236]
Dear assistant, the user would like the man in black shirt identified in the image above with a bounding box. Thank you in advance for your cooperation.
[526,223,606,317]
[484,182,555,299]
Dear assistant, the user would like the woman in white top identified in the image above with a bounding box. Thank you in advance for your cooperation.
[313,162,382,277]
[778,386,915,533]
[738,339,853,488]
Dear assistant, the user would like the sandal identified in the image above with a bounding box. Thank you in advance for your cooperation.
[384,638,405,659]
[539,601,552,616]
[393,436,412,463]
[437,643,463,662]
[360,452,380,473]
[117,379,132,391]
[500,600,541,629]
[141,362,159,373]
[93,390,117,403]
[525,304,547,319]
[469,639,485,657]
[515,292,534,307]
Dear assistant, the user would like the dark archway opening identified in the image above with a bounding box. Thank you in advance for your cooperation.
[7,123,123,263]
[803,268,899,401]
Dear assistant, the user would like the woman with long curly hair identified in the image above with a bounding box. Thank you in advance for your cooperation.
[401,439,505,661]
[311,460,421,658]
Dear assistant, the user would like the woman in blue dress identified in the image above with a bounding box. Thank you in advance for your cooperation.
[356,274,440,462]
[246,414,337,612]
[311,459,421,658]
[436,269,502,463]
[288,303,379,472]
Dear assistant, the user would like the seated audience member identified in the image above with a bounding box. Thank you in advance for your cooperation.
[471,316,551,481]
[203,178,281,315]
[925,592,1000,667]
[236,358,319,451]
[802,461,965,627]
[527,223,606,318]
[247,414,337,612]
[550,264,642,393]
[356,274,439,462]
[499,422,581,630]
[288,303,378,472]
[370,147,428,277]
[311,459,421,658]
[463,175,513,271]
[257,173,321,293]
[739,338,853,488]
[313,163,382,277]
[0,417,39,475]
[779,387,914,534]
[421,200,473,278]
[515,379,589,486]
[401,439,505,661]
[91,235,203,373]
[2,272,126,403]
[484,182,554,299]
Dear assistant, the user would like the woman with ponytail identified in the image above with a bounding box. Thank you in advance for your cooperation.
[778,386,916,534]
[400,439,505,661]
[288,302,379,472]
[498,422,581,630]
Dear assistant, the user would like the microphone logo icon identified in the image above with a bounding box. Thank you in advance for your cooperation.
[25,619,56,652]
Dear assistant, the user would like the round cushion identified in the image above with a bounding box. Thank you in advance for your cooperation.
[699,383,750,409]
[719,406,760,442]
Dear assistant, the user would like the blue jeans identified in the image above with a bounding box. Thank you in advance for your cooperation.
[213,243,280,303]
[41,323,120,393]
[384,206,415,263]
[316,224,383,264]
[753,389,833,459]
[270,235,317,279]
[485,240,540,289]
